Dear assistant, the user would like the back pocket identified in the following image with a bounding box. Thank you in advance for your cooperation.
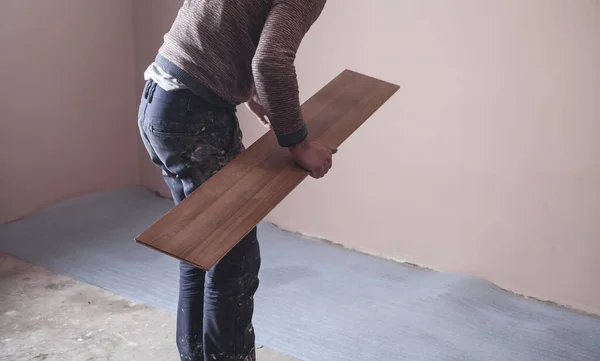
[150,120,212,138]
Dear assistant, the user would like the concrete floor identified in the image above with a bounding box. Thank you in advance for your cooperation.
[0,253,296,361]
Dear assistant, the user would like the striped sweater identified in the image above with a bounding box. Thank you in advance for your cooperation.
[156,0,327,147]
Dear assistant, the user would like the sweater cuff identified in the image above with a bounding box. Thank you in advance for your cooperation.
[276,124,308,147]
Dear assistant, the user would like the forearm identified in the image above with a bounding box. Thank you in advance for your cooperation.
[251,0,325,147]
[253,60,307,147]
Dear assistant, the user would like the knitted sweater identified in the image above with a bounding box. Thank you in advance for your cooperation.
[156,0,327,147]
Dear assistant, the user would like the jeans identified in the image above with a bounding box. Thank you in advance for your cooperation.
[138,80,260,361]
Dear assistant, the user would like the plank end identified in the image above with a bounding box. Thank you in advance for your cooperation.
[343,68,400,91]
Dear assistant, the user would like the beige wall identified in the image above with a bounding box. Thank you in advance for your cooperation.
[267,0,600,313]
[0,0,139,222]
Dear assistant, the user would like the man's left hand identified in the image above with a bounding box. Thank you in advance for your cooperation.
[245,91,271,129]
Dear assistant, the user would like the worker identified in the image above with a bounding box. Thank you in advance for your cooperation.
[137,1,334,360]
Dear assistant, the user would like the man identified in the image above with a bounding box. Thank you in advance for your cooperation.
[137,1,334,360]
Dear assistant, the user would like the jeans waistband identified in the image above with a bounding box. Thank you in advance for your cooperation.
[155,54,236,110]
[143,79,236,114]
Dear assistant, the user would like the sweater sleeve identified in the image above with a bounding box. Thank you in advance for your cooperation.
[252,0,326,147]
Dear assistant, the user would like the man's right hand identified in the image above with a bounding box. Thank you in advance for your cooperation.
[289,139,337,179]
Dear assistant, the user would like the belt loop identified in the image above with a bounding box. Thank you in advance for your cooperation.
[148,82,158,103]
[143,80,151,99]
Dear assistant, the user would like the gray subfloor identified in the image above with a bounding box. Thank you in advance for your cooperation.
[1,187,599,361]
[0,253,296,361]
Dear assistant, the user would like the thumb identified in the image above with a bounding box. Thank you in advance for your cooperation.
[261,116,271,129]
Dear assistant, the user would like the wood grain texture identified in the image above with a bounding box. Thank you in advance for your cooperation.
[135,70,400,270]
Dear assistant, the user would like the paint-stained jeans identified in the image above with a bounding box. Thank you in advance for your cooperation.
[138,80,260,361]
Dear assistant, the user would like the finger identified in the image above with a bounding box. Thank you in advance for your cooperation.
[260,116,271,128]
[315,166,325,179]
[311,168,321,179]
[320,165,328,177]
[264,116,272,129]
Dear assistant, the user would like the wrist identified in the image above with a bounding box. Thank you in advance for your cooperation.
[288,138,308,155]
[277,124,308,148]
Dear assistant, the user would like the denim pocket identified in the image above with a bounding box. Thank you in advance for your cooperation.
[148,116,240,161]
[150,120,213,138]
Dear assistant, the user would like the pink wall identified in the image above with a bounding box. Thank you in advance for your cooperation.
[0,1,139,222]
[267,0,600,314]
[133,0,600,314]
[3,0,598,314]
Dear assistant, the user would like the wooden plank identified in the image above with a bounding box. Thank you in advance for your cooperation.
[135,69,400,270]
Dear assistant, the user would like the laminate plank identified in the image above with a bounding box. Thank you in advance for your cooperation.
[136,69,400,270]
[134,73,355,253]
